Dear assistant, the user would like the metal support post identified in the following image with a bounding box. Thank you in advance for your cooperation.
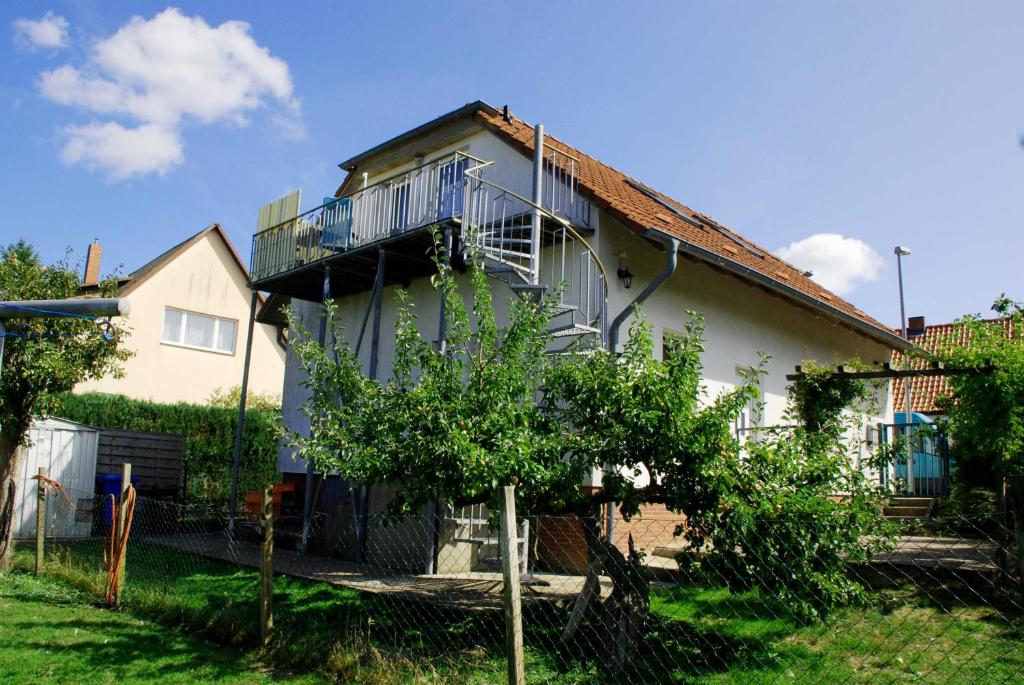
[356,251,386,564]
[530,124,545,285]
[301,266,332,554]
[228,289,259,535]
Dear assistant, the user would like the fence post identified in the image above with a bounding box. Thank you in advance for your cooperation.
[1007,475,1024,592]
[35,467,46,574]
[116,462,131,607]
[260,484,274,645]
[500,485,525,685]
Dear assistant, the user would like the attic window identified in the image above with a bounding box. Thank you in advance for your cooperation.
[162,307,237,355]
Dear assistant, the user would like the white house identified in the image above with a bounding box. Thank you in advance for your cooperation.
[247,101,906,562]
[77,225,286,404]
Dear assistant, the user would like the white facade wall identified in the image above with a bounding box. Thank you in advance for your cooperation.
[278,129,894,474]
[77,232,286,404]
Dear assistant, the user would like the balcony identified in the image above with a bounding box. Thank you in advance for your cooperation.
[250,152,480,293]
[250,148,593,300]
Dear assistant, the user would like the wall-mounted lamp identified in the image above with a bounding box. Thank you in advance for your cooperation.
[617,253,633,289]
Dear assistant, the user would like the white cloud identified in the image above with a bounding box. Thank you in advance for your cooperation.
[37,7,300,178]
[60,122,183,180]
[776,233,882,296]
[13,11,70,50]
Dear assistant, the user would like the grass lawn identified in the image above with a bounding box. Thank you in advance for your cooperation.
[644,584,1024,683]
[0,570,321,685]
[11,540,1024,683]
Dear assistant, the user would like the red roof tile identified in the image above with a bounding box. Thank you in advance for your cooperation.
[891,319,1016,413]
[475,109,898,346]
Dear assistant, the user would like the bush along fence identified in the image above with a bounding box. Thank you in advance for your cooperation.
[14,468,1024,684]
[56,392,279,505]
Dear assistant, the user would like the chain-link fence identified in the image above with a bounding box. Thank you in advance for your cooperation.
[13,478,1024,683]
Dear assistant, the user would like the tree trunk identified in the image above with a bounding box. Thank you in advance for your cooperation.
[0,434,25,567]
[562,507,650,670]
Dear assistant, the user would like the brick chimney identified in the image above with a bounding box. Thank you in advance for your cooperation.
[83,241,102,286]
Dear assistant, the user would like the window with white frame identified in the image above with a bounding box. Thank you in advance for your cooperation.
[734,364,763,441]
[161,308,237,354]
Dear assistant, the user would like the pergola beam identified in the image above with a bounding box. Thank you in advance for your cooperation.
[786,361,990,381]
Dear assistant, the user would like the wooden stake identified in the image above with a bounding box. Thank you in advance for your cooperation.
[116,463,131,607]
[500,485,525,685]
[260,485,274,646]
[35,467,46,574]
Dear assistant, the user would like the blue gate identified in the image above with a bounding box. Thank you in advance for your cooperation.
[879,415,952,497]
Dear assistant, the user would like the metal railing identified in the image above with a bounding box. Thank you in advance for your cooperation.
[250,152,483,282]
[250,148,594,285]
[463,160,605,338]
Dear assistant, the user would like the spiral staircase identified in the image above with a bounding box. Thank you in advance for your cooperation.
[461,137,608,354]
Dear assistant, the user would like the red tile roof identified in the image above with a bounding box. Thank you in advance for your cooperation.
[891,319,1017,413]
[475,108,900,347]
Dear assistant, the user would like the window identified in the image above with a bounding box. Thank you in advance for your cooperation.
[735,365,762,441]
[161,308,237,354]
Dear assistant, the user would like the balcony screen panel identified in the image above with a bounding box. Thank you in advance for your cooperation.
[216,319,237,353]
[161,308,183,343]
[184,312,215,349]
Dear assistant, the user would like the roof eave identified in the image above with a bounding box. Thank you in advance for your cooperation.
[336,100,499,171]
[665,235,910,350]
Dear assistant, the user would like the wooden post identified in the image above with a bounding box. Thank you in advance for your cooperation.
[35,467,46,574]
[500,485,525,685]
[116,462,131,607]
[260,485,274,645]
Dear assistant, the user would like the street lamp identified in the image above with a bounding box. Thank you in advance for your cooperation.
[894,246,914,494]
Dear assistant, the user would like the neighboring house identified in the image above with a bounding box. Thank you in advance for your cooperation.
[891,316,1017,419]
[249,101,907,568]
[883,317,1015,498]
[77,225,285,405]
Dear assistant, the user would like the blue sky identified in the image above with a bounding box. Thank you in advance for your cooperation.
[2,1,1022,326]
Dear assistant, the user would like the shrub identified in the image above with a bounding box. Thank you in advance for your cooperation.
[55,392,280,504]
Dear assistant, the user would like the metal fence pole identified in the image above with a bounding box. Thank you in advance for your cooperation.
[34,467,46,574]
[500,485,525,685]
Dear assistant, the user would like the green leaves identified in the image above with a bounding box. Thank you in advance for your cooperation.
[932,295,1024,486]
[1,242,131,455]
[290,248,893,621]
[288,239,568,514]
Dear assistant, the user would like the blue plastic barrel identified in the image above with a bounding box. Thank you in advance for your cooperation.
[96,473,140,525]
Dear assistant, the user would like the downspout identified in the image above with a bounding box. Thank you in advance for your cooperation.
[608,228,681,354]
[604,228,681,540]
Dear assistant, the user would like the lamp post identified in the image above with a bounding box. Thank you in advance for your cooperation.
[894,246,914,495]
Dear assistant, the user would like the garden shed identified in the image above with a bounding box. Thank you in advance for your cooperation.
[13,417,99,539]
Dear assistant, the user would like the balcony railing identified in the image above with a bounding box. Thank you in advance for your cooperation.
[250,152,480,283]
[250,149,593,285]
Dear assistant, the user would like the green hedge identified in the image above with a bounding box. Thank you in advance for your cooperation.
[56,392,280,504]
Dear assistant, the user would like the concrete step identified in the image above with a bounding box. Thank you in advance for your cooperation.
[884,506,931,517]
[883,496,936,520]
[889,497,934,507]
